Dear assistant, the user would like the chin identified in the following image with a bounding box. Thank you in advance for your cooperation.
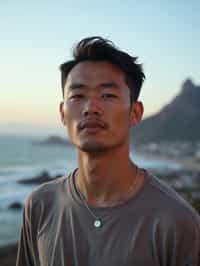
[77,139,125,154]
[77,141,110,153]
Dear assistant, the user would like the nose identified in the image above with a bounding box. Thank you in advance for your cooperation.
[82,97,103,117]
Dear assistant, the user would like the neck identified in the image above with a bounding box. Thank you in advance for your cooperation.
[75,146,144,207]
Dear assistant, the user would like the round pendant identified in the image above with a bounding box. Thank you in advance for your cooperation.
[94,219,102,228]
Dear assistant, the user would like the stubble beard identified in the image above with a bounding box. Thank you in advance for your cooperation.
[69,125,130,155]
[75,136,129,155]
[77,141,109,154]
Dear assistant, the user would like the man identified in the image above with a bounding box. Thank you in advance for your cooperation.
[16,37,200,266]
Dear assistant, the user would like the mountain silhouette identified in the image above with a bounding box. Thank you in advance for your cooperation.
[132,79,200,143]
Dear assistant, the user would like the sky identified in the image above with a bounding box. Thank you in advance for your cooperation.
[0,0,200,135]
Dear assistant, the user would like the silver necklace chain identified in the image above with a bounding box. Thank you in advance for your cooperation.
[74,166,139,229]
[74,175,103,228]
[75,184,103,228]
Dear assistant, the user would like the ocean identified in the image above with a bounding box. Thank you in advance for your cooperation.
[0,134,181,247]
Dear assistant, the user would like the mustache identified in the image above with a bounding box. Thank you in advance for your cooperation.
[77,118,109,131]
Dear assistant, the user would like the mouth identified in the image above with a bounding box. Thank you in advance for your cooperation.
[78,119,107,133]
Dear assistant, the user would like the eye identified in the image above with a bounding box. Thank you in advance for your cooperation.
[101,93,117,99]
[69,94,84,100]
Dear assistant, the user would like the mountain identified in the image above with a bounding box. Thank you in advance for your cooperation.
[132,79,200,144]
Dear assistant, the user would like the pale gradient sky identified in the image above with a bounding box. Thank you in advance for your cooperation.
[0,0,200,135]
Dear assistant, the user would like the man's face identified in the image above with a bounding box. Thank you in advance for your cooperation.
[60,61,143,153]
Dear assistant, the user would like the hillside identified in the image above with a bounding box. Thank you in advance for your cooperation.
[132,79,200,144]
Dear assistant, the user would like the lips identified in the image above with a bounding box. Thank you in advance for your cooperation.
[78,119,107,131]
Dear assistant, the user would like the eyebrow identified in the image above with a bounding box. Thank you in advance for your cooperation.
[68,83,85,90]
[68,82,120,90]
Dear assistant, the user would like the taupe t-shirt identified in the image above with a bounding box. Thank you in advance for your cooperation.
[16,169,200,266]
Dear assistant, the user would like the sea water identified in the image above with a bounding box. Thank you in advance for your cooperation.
[0,134,181,247]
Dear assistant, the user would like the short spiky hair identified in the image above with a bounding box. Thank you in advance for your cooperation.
[60,36,145,102]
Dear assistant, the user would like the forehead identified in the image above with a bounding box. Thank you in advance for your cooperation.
[66,61,126,86]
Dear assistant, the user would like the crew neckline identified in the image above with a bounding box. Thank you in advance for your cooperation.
[68,167,152,213]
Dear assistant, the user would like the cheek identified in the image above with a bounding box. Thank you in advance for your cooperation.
[109,108,131,131]
[113,102,131,119]
[63,102,76,119]
[63,103,81,128]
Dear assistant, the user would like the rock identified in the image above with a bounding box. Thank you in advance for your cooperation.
[8,202,23,210]
[18,170,52,185]
[17,171,62,185]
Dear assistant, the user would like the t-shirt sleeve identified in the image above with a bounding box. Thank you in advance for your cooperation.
[16,194,39,266]
[151,212,200,266]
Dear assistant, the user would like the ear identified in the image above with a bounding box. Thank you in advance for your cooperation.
[129,101,144,127]
[59,101,65,125]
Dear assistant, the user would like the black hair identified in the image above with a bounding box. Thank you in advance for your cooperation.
[60,36,145,102]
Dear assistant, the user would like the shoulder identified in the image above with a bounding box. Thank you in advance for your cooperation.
[143,172,200,265]
[23,174,71,215]
[144,170,200,229]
